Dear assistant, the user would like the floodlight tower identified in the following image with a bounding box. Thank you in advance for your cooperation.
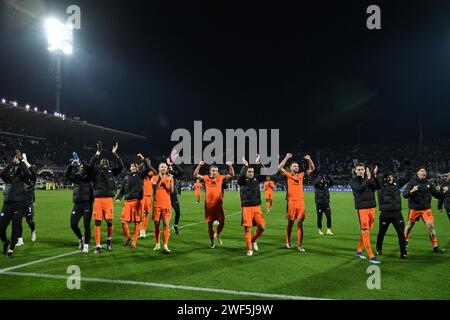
[46,18,73,114]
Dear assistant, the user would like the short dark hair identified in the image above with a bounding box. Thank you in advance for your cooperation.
[355,163,365,168]
[209,165,218,170]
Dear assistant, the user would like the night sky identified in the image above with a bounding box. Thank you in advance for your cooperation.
[1,0,450,154]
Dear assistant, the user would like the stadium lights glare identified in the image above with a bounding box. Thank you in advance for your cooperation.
[44,110,47,114]
[1,98,5,104]
[25,104,30,110]
[34,107,38,112]
[12,101,18,107]
[46,18,73,55]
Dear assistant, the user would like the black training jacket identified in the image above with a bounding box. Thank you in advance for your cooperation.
[89,153,124,198]
[314,175,333,206]
[350,176,377,209]
[66,164,93,204]
[376,171,411,212]
[0,161,31,204]
[116,159,150,201]
[403,176,441,210]
[237,165,265,207]
[24,166,37,205]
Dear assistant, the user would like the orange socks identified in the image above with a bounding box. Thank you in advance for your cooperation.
[95,225,101,246]
[244,230,252,250]
[163,225,170,245]
[357,234,364,252]
[286,225,293,244]
[143,213,149,232]
[132,223,140,247]
[122,223,130,239]
[208,224,214,242]
[297,225,304,248]
[251,229,263,243]
[107,224,114,239]
[362,231,374,258]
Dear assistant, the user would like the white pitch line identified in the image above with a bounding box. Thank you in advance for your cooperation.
[0,270,329,300]
[0,210,242,273]
[0,251,80,273]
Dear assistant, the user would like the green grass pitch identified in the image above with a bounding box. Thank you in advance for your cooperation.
[0,189,449,300]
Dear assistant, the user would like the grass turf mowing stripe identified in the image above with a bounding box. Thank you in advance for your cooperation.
[0,210,241,273]
[0,270,330,300]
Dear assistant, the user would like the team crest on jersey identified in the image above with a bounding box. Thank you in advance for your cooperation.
[211,181,216,186]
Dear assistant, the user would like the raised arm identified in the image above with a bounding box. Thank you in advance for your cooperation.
[237,158,248,186]
[304,155,315,176]
[111,143,123,176]
[224,161,235,180]
[278,153,292,176]
[193,161,205,180]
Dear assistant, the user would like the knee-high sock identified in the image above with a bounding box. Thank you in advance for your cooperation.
[362,231,374,259]
[357,233,364,252]
[208,224,214,242]
[143,213,149,232]
[163,225,170,245]
[244,230,252,250]
[429,230,438,247]
[107,224,114,239]
[95,225,101,246]
[122,223,131,239]
[154,225,160,244]
[252,228,263,243]
[297,224,304,248]
[266,202,270,212]
[216,220,224,236]
[132,223,140,247]
[286,224,293,244]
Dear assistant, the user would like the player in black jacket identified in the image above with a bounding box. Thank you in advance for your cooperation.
[15,153,37,246]
[0,150,31,258]
[89,142,124,254]
[349,163,381,264]
[237,155,266,256]
[403,166,444,253]
[166,154,184,235]
[115,154,151,249]
[66,154,94,253]
[375,169,411,259]
[438,172,450,222]
[313,173,333,236]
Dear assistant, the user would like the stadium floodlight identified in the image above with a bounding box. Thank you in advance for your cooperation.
[34,107,38,112]
[25,104,30,110]
[46,18,73,55]
[46,18,73,114]
[44,110,47,114]
[12,101,18,107]
[1,98,5,104]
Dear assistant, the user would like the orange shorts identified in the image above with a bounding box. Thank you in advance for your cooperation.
[409,209,434,223]
[141,196,152,214]
[195,191,201,200]
[241,206,266,227]
[357,208,376,230]
[286,200,305,221]
[153,207,172,222]
[205,203,225,223]
[265,192,273,201]
[93,197,114,221]
[120,199,142,222]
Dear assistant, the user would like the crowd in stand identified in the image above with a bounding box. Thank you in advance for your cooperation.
[1,134,449,188]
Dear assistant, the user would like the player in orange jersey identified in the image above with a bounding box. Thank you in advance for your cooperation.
[193,161,234,248]
[139,159,157,239]
[263,176,275,213]
[115,154,151,249]
[151,162,174,253]
[193,179,202,205]
[278,153,315,252]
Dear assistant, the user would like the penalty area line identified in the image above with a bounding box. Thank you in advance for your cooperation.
[0,270,330,300]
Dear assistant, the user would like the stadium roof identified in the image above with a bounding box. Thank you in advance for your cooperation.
[0,100,147,143]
